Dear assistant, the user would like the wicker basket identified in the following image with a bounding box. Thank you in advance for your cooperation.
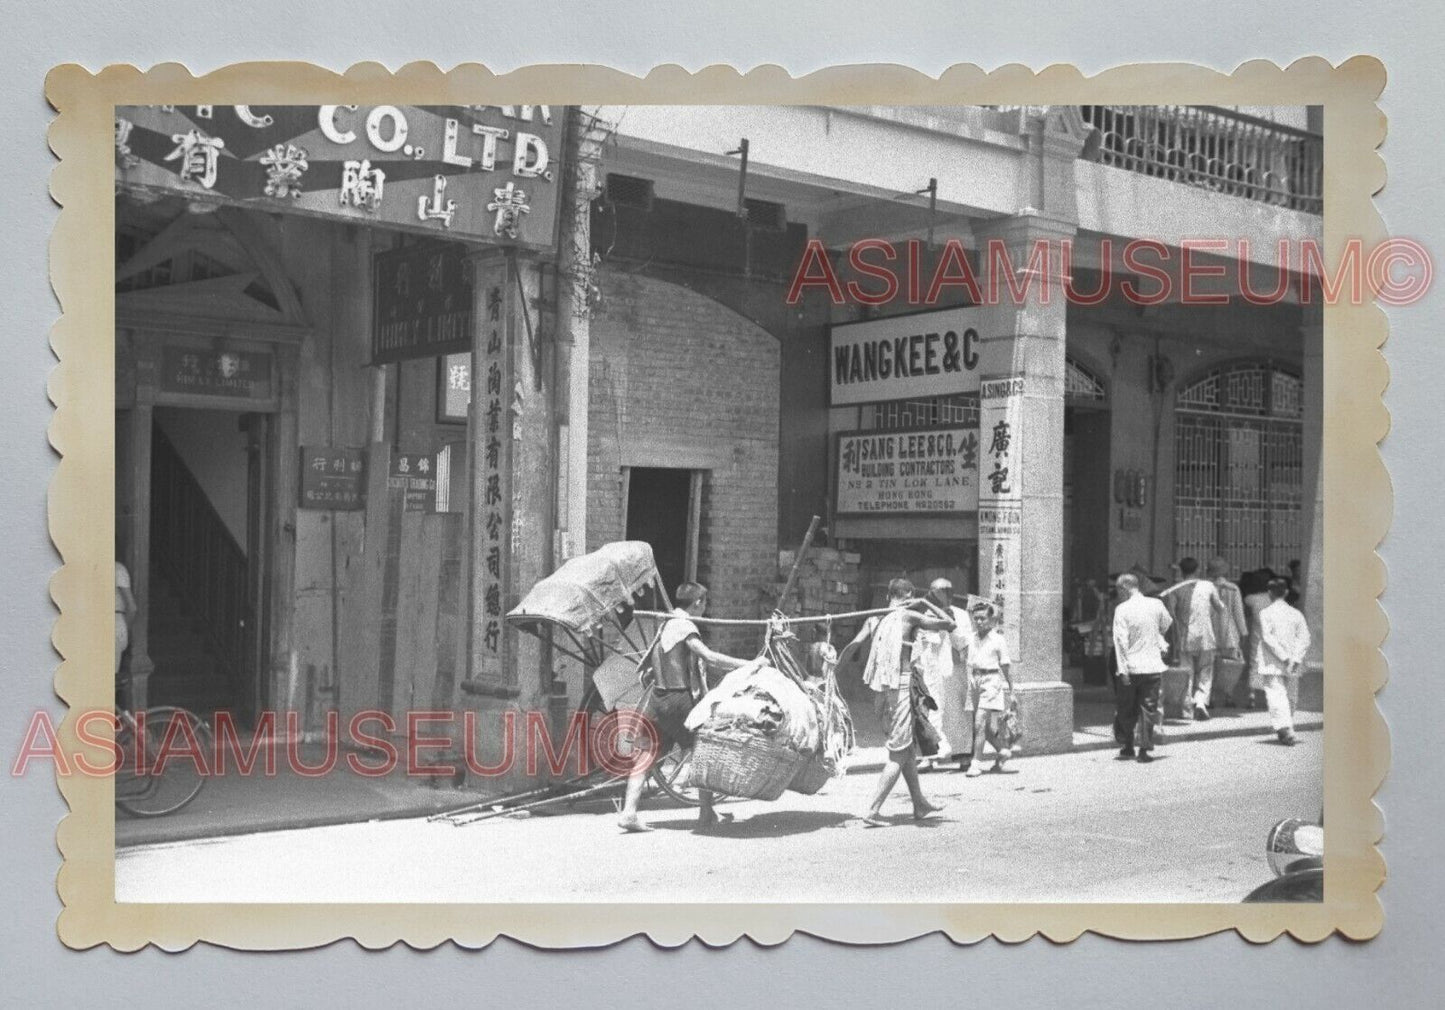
[787,752,837,795]
[689,725,809,801]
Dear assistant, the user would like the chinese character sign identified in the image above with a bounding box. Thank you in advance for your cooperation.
[977,375,1025,659]
[834,427,979,516]
[298,446,366,511]
[473,264,511,681]
[114,105,563,249]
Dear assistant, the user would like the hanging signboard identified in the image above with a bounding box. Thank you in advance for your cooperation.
[388,452,438,512]
[829,306,982,406]
[299,446,366,510]
[977,374,1026,659]
[114,105,564,251]
[372,243,473,364]
[834,426,980,517]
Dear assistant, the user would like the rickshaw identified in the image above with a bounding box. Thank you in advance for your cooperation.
[504,540,702,806]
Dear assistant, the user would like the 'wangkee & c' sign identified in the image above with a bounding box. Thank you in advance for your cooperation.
[835,426,980,517]
[829,306,982,406]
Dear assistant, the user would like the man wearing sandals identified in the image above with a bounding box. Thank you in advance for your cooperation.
[617,582,751,834]
[848,579,958,827]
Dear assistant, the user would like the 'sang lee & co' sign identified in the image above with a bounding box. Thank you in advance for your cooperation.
[835,426,980,517]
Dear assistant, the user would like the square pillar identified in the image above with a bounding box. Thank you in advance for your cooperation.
[1298,302,1325,711]
[972,214,1076,753]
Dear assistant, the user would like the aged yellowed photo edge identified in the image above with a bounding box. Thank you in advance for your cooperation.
[46,58,1389,950]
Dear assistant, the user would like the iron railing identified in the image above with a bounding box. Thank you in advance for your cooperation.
[1080,105,1322,214]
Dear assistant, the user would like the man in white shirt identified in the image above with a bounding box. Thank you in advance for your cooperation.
[1255,577,1313,746]
[1162,557,1227,721]
[1112,573,1173,763]
[912,578,977,772]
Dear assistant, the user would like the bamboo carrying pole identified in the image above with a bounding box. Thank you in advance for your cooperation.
[775,515,822,615]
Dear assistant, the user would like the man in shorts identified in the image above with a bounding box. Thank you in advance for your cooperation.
[618,582,751,833]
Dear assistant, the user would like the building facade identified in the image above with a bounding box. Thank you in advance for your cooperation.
[114,102,1325,775]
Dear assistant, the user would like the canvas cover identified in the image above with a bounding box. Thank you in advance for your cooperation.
[506,541,659,638]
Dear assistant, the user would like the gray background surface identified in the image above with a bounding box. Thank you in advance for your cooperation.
[1,2,1438,1003]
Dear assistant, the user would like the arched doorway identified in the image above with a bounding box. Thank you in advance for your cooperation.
[1173,360,1304,575]
[1063,354,1111,615]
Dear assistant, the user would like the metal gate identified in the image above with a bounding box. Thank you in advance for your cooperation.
[1174,362,1304,574]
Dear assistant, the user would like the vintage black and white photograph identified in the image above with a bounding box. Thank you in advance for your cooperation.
[81,93,1355,914]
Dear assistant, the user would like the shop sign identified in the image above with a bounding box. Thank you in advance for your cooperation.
[299,446,366,510]
[978,374,1025,658]
[160,347,273,400]
[473,262,511,679]
[373,243,473,364]
[829,306,982,406]
[114,105,563,250]
[388,452,438,512]
[834,426,979,517]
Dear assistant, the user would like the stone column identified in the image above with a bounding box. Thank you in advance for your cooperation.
[1297,302,1325,710]
[971,213,1077,753]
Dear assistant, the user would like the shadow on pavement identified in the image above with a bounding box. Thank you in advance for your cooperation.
[650,809,855,838]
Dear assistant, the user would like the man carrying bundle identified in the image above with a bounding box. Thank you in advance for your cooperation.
[618,582,751,834]
[841,579,958,827]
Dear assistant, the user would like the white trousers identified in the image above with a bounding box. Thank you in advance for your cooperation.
[922,664,972,758]
[1261,674,1299,733]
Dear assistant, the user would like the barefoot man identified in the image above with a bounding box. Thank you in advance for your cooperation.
[845,579,958,827]
[617,582,750,833]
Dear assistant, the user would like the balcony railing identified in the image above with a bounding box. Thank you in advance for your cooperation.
[1080,106,1322,214]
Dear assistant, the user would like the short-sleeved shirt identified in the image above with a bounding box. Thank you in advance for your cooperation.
[969,628,1010,671]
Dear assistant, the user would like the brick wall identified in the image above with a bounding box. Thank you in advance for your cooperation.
[587,268,780,657]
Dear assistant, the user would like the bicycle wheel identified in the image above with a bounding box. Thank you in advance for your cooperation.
[647,744,701,806]
[114,707,209,818]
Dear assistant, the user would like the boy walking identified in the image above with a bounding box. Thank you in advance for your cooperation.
[964,604,1015,776]
[1255,577,1312,745]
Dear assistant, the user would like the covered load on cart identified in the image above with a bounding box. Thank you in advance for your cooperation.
[506,540,669,711]
[507,539,857,803]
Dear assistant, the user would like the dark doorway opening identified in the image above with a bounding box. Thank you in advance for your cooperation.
[625,467,696,601]
[147,408,267,724]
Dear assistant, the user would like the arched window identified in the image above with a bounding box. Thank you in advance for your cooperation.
[1174,361,1303,574]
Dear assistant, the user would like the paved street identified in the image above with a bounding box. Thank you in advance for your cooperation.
[116,729,1322,904]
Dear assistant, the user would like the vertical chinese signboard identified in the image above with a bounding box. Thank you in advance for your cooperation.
[978,375,1025,660]
[473,261,511,683]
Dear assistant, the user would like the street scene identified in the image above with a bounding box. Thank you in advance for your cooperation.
[116,729,1321,904]
[109,102,1327,905]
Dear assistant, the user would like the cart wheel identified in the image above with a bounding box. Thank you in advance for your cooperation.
[647,744,702,807]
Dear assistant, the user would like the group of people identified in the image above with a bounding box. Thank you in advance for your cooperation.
[1110,556,1313,763]
[838,577,1013,827]
[615,576,1014,832]
[614,556,1313,833]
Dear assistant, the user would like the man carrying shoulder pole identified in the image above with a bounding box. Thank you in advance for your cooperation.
[618,582,751,833]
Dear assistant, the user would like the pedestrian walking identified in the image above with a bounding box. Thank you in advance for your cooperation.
[855,579,957,826]
[1206,557,1248,708]
[911,578,977,772]
[1255,577,1312,745]
[1111,573,1172,763]
[1240,568,1274,708]
[617,582,751,833]
[1161,557,1227,721]
[964,603,1015,776]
